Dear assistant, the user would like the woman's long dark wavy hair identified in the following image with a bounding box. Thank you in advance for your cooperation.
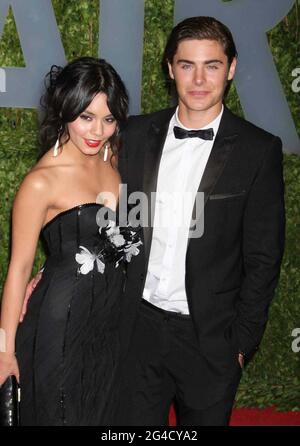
[39,57,129,160]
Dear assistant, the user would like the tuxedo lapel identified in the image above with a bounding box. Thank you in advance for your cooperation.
[188,107,238,247]
[142,108,175,268]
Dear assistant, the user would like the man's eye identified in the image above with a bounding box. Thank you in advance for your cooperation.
[207,65,218,70]
[182,64,192,70]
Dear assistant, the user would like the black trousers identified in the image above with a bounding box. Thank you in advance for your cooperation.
[117,299,241,426]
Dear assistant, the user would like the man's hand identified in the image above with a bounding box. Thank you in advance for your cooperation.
[19,271,43,322]
[238,353,245,369]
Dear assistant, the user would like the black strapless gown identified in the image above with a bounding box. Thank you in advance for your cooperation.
[16,204,126,426]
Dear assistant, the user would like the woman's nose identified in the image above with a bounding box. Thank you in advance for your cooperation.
[91,120,103,137]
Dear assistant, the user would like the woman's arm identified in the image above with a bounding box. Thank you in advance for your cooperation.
[0,170,49,384]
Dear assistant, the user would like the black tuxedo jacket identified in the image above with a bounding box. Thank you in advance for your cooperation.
[118,106,285,372]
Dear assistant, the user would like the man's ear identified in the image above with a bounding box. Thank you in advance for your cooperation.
[227,57,237,81]
[168,62,175,80]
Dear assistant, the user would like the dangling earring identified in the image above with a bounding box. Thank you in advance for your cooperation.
[103,142,110,162]
[53,126,63,157]
[53,137,60,157]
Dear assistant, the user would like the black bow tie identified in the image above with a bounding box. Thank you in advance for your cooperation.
[173,126,214,141]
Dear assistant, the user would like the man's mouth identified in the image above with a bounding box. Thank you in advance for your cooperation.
[188,90,210,97]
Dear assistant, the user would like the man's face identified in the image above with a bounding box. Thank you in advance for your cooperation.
[168,39,236,116]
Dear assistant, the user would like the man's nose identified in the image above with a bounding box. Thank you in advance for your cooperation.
[194,66,205,85]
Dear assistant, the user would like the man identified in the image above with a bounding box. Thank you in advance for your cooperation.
[115,16,285,426]
[24,16,285,426]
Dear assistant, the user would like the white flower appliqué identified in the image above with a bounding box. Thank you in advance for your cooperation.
[76,220,142,275]
[124,240,143,262]
[75,246,105,275]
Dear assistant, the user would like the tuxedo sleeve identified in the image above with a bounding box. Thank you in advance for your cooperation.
[236,136,285,362]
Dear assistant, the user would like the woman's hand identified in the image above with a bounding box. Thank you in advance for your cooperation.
[0,352,20,386]
[19,271,43,322]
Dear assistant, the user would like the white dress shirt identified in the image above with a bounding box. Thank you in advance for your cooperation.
[142,106,224,314]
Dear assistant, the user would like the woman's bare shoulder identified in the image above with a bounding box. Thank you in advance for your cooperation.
[18,150,58,195]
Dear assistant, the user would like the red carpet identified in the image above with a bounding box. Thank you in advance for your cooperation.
[169,405,300,426]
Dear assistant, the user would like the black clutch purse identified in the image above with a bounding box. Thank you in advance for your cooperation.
[0,376,20,426]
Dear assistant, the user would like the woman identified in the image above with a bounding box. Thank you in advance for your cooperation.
[0,57,140,425]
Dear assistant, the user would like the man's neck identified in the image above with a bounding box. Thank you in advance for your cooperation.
[177,102,223,129]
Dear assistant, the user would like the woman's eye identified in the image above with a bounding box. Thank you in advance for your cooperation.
[105,117,116,124]
[80,115,92,121]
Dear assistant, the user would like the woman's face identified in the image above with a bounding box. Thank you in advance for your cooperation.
[67,92,117,156]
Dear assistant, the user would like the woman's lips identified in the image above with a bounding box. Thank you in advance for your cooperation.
[84,139,102,148]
